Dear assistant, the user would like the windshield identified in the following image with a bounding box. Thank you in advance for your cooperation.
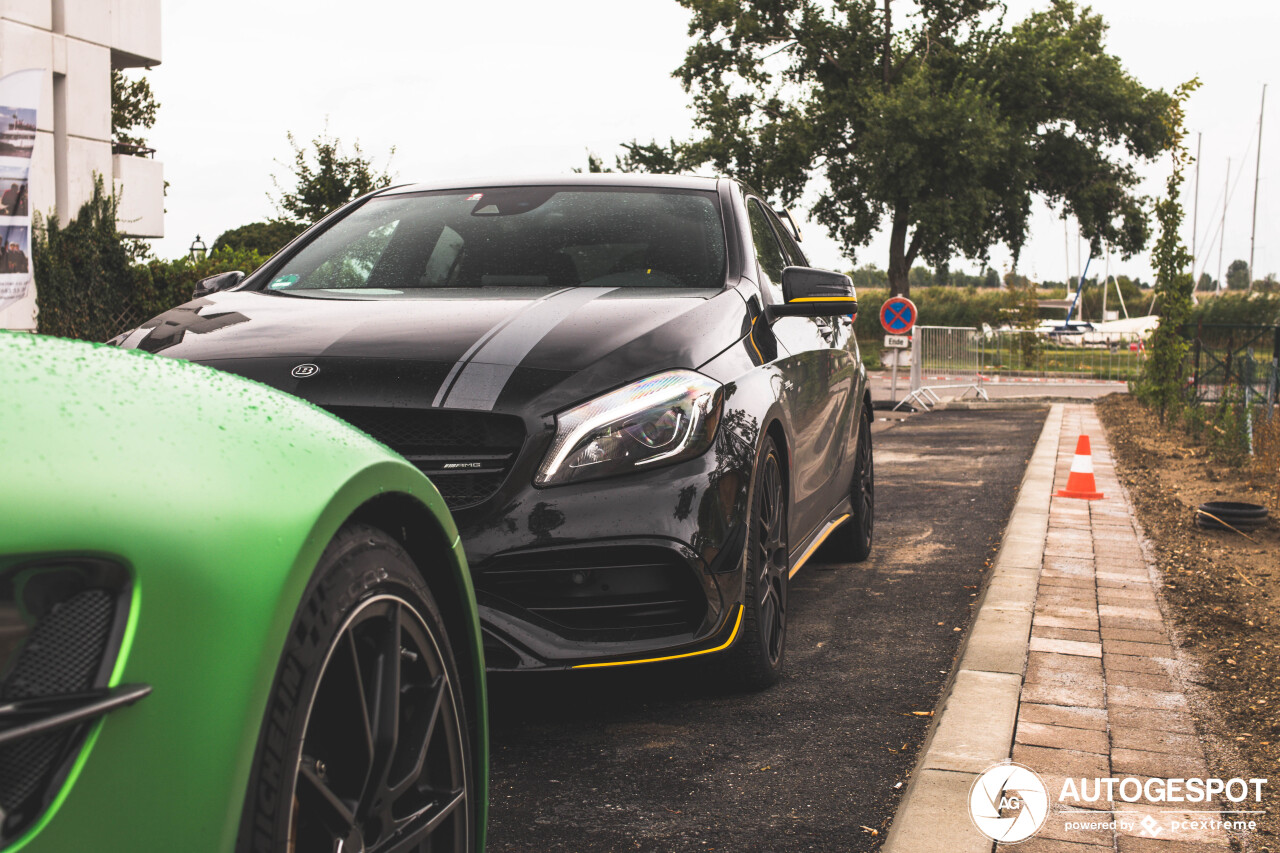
[260,186,727,297]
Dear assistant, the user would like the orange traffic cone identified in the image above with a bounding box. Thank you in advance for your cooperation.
[1056,435,1105,500]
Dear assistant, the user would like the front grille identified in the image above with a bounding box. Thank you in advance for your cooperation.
[326,407,526,510]
[480,545,705,633]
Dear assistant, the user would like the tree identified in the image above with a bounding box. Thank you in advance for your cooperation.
[271,129,394,225]
[213,221,307,256]
[1195,272,1215,291]
[1225,259,1250,290]
[649,0,1173,296]
[983,267,1001,289]
[111,69,159,152]
[1137,79,1200,423]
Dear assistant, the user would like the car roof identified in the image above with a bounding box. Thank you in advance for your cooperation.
[378,173,723,195]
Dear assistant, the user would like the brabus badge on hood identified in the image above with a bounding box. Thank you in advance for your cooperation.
[291,363,320,378]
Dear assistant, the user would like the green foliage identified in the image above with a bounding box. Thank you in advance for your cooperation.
[110,69,159,150]
[34,179,144,341]
[212,220,307,257]
[1226,259,1251,290]
[1187,291,1280,327]
[134,247,268,321]
[1135,78,1200,421]
[34,177,265,342]
[573,152,614,173]
[1196,272,1215,292]
[849,263,999,290]
[272,129,395,225]
[652,0,1172,296]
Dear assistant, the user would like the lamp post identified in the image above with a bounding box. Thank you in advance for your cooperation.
[189,235,207,262]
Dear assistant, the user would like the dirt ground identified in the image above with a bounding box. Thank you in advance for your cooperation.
[1098,395,1279,850]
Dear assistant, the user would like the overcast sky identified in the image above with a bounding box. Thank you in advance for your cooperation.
[151,1,1275,290]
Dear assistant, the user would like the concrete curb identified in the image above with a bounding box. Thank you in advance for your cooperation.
[881,404,1064,853]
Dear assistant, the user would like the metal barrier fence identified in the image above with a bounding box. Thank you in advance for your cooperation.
[979,330,1146,382]
[1186,323,1280,405]
[900,325,986,410]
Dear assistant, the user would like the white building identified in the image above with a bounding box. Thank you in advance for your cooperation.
[0,0,162,330]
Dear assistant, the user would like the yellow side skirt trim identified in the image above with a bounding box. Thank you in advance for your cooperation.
[789,296,857,303]
[571,605,744,669]
[788,513,850,578]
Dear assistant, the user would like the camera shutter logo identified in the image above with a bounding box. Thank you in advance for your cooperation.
[291,363,320,378]
[969,762,1050,843]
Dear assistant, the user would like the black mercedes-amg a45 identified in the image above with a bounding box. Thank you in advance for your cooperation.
[115,174,873,687]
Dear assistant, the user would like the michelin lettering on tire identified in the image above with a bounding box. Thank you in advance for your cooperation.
[969,762,1050,843]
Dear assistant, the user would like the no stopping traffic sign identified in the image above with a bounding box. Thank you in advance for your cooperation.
[880,296,918,334]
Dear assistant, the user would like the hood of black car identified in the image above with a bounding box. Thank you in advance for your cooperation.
[118,286,748,413]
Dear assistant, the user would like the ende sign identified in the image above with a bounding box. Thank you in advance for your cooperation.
[0,68,41,314]
[883,334,910,349]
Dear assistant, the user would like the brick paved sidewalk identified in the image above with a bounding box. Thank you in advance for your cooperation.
[1017,404,1231,852]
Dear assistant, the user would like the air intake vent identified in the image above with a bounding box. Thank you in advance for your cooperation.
[0,561,129,845]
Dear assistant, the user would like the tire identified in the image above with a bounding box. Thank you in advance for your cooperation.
[239,523,474,853]
[825,402,874,562]
[1195,501,1269,531]
[727,435,789,690]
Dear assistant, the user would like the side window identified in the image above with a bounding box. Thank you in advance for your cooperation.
[771,210,808,267]
[747,199,788,301]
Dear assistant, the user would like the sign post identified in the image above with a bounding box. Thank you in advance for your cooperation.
[879,296,918,403]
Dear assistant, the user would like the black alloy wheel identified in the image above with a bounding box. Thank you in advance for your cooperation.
[728,436,789,689]
[240,524,472,853]
[826,402,874,562]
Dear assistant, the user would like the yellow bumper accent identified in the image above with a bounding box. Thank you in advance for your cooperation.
[571,605,744,669]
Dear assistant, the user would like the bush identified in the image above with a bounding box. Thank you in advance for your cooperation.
[212,220,305,256]
[1188,292,1280,328]
[134,247,269,321]
[34,177,268,342]
[34,180,145,342]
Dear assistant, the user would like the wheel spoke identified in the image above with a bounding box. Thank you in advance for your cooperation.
[358,603,403,815]
[386,674,447,800]
[345,631,375,761]
[297,759,357,838]
[374,788,467,853]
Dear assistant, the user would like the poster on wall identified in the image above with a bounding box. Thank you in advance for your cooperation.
[0,69,42,312]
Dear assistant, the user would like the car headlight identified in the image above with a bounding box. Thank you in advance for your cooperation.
[536,370,723,487]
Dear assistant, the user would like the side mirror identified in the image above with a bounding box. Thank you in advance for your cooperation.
[192,270,245,300]
[766,266,857,320]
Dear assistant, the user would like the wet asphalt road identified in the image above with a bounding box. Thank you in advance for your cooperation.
[484,408,1048,853]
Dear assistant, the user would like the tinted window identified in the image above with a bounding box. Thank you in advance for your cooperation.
[748,199,789,299]
[263,187,726,296]
[771,211,808,267]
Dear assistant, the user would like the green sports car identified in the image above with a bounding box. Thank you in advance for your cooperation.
[0,332,487,852]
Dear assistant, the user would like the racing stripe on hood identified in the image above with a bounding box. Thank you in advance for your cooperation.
[439,286,618,410]
[431,287,572,407]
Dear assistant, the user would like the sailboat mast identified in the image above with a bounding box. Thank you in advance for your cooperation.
[1219,157,1230,290]
[1248,85,1266,293]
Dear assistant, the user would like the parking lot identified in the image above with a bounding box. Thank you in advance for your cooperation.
[484,408,1048,852]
